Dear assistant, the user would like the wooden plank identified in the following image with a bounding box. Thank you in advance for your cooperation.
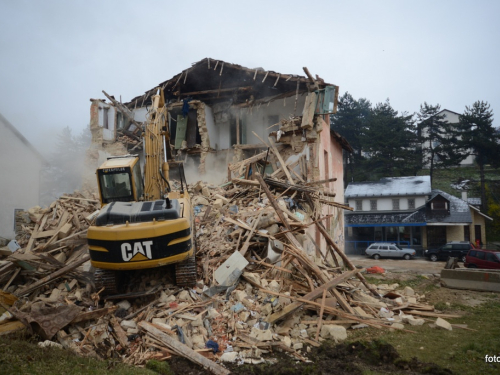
[266,268,361,323]
[231,178,260,187]
[139,322,231,375]
[315,289,327,341]
[239,211,264,256]
[32,229,57,239]
[315,221,379,297]
[110,317,129,348]
[406,310,462,319]
[3,267,21,290]
[0,320,26,336]
[229,151,267,172]
[60,196,99,203]
[268,137,294,185]
[301,92,317,129]
[25,222,39,253]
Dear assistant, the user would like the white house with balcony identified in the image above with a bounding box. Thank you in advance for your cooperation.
[344,175,492,255]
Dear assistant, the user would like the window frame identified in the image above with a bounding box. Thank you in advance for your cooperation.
[392,199,400,210]
[355,200,363,211]
[408,198,415,210]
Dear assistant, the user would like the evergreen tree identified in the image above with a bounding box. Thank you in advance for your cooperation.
[362,100,419,177]
[417,103,467,184]
[330,92,371,184]
[458,101,500,211]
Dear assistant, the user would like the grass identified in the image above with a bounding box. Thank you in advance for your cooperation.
[0,333,157,375]
[349,294,500,375]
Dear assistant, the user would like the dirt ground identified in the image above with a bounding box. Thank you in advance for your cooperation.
[348,255,445,275]
[165,339,452,375]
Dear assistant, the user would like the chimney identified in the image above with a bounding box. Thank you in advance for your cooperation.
[461,191,468,201]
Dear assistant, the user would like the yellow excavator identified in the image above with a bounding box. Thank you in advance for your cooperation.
[87,91,196,293]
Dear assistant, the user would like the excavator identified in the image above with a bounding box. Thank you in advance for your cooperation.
[87,91,196,293]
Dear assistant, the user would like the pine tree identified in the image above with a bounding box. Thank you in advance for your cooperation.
[417,103,466,184]
[458,101,500,211]
[330,92,371,183]
[361,100,419,177]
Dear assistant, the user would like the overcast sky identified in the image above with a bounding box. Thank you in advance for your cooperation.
[1,0,499,157]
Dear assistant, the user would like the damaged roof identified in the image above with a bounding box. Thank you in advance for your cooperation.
[345,176,431,198]
[126,57,334,108]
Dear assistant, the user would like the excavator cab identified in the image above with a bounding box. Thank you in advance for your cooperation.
[96,156,144,205]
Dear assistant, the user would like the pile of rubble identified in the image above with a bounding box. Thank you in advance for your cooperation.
[0,161,458,375]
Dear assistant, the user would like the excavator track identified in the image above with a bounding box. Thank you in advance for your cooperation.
[175,252,197,287]
[175,217,198,288]
[93,269,120,295]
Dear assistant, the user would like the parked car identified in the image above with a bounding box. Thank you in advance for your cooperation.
[365,243,416,260]
[424,241,475,262]
[465,249,500,269]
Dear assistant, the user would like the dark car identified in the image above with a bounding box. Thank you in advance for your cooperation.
[465,249,500,269]
[424,241,476,262]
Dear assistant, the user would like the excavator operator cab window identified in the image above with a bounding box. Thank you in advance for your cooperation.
[98,169,134,203]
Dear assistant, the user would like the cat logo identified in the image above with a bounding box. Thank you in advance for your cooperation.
[121,240,153,262]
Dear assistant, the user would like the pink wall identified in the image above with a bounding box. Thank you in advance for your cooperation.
[305,115,345,257]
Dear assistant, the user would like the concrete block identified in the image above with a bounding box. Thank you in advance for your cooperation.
[282,336,292,347]
[220,352,239,362]
[320,325,347,342]
[403,286,415,296]
[116,300,131,310]
[121,320,137,330]
[402,315,425,326]
[250,327,273,341]
[435,317,453,331]
[214,251,249,286]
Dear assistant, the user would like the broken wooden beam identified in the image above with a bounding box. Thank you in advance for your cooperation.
[15,254,90,297]
[139,321,231,375]
[266,268,361,323]
[314,221,379,297]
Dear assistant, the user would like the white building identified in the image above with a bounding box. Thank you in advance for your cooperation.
[421,109,475,167]
[0,112,47,240]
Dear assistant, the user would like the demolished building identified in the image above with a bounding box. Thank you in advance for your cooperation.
[89,58,352,254]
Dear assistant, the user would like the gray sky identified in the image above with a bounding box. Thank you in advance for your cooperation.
[1,0,499,157]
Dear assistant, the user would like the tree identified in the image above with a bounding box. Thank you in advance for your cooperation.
[361,100,419,177]
[458,101,500,212]
[330,92,371,183]
[417,103,467,184]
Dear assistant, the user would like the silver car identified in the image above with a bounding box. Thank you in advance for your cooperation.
[365,242,416,260]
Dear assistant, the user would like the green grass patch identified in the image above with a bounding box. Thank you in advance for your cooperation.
[349,299,500,374]
[0,334,156,375]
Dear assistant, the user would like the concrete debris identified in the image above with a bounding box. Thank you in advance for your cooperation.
[0,160,445,372]
[320,325,347,342]
[435,317,453,331]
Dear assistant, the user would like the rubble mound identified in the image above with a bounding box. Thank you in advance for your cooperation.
[1,166,455,372]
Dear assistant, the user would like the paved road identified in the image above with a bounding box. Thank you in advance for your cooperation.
[347,255,445,275]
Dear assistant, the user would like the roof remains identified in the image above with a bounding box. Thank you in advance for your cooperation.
[126,57,333,108]
[345,176,431,198]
